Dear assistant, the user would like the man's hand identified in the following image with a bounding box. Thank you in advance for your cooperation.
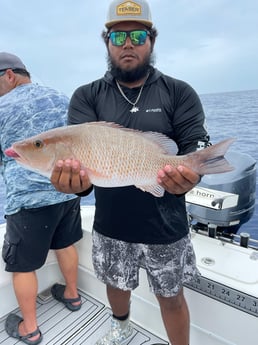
[50,159,92,194]
[157,165,201,195]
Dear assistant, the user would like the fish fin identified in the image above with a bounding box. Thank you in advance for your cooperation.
[141,132,178,155]
[185,138,236,175]
[136,184,165,197]
[198,157,234,175]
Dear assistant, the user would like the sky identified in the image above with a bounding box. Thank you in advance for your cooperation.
[1,0,258,97]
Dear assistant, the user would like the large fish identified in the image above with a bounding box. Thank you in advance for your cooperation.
[5,121,235,197]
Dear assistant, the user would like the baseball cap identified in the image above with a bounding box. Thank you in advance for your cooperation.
[0,52,27,71]
[105,0,153,29]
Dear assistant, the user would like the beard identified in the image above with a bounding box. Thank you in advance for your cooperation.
[107,52,155,83]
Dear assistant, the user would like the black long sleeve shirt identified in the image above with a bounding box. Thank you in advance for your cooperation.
[68,68,210,244]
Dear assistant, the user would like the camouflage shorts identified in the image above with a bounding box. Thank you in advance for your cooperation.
[92,230,200,297]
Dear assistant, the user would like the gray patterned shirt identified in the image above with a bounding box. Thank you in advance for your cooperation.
[0,83,76,215]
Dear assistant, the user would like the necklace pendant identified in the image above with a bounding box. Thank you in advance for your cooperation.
[130,106,139,113]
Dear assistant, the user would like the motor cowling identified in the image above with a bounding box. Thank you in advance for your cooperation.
[186,151,256,234]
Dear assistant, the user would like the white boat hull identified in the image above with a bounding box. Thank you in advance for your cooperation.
[1,205,257,344]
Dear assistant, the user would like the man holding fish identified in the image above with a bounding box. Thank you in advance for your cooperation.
[0,52,83,344]
[48,1,233,345]
[3,1,234,345]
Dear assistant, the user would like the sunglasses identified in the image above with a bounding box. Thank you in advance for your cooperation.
[108,30,150,46]
[0,70,6,77]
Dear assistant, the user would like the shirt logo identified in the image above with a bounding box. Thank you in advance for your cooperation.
[116,1,142,17]
[146,108,162,113]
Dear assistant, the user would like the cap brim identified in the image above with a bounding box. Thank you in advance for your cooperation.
[105,19,153,29]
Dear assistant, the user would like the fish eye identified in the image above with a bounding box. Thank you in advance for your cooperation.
[33,140,43,149]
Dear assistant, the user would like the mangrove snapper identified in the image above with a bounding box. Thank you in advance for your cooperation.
[5,122,235,197]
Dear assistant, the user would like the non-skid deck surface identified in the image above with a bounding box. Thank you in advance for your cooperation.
[0,288,168,345]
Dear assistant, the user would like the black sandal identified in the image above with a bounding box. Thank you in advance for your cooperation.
[5,314,42,345]
[51,283,82,311]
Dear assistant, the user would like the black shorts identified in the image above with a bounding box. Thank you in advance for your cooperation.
[2,198,82,272]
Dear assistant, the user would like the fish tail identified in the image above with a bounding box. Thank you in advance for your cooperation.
[185,138,235,175]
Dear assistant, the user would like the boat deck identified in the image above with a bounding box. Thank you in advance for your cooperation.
[0,287,168,345]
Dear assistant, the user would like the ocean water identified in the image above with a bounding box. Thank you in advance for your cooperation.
[0,89,257,240]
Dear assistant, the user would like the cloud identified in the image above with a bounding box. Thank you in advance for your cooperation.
[1,0,257,95]
[152,0,258,93]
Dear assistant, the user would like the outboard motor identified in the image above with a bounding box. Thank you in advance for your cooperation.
[186,151,256,236]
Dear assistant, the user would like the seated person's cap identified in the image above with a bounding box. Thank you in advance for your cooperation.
[0,52,26,70]
[105,0,153,29]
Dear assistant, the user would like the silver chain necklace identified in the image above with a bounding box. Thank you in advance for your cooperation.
[115,73,150,113]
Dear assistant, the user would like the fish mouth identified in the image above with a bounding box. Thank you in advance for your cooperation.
[4,147,20,158]
[5,147,30,166]
[4,146,52,178]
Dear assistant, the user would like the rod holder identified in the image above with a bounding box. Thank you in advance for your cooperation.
[240,232,250,248]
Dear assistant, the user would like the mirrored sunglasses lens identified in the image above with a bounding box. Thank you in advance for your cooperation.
[110,32,127,46]
[130,30,147,45]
